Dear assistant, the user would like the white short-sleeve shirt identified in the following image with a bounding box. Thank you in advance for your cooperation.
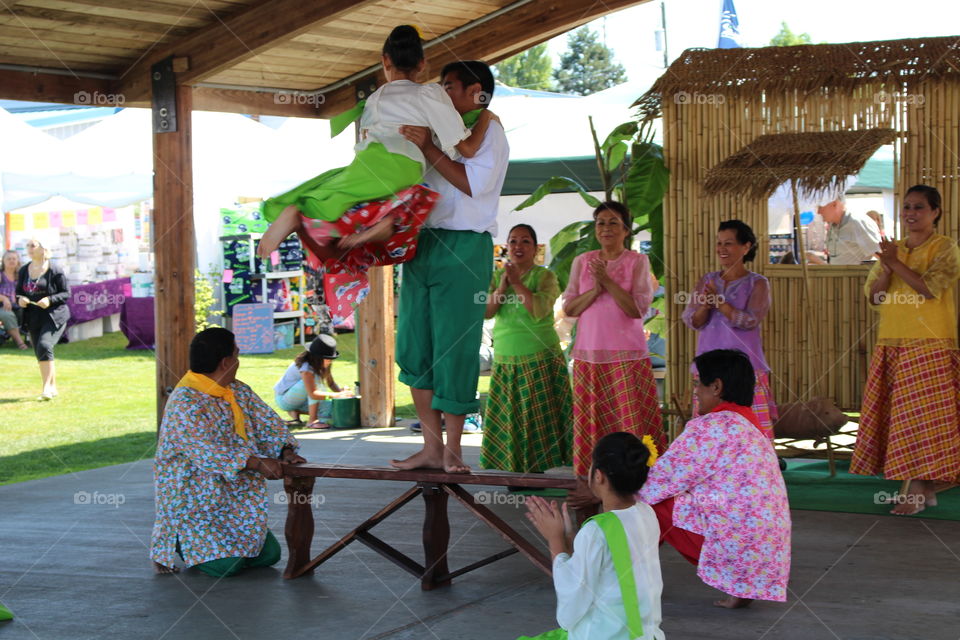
[358,80,470,169]
[423,119,509,235]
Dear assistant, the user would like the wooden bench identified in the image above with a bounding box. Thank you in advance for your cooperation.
[281,463,589,590]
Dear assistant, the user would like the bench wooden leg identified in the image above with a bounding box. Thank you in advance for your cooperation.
[283,475,316,579]
[421,482,451,590]
[444,483,552,575]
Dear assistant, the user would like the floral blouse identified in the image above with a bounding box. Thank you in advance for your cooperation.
[150,381,299,567]
[638,410,791,601]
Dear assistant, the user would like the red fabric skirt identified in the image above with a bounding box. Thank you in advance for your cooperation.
[300,184,438,274]
[651,497,704,565]
[851,345,960,481]
[572,358,665,477]
[299,184,438,314]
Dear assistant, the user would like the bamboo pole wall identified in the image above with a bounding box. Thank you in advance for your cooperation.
[663,79,960,412]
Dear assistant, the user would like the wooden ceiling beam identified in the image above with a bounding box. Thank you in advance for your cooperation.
[308,0,649,118]
[0,67,138,106]
[1,0,648,119]
[113,0,378,102]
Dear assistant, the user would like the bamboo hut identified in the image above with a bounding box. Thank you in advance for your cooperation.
[635,36,960,412]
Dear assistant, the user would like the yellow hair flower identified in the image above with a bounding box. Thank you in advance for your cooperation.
[641,435,659,467]
[408,24,425,40]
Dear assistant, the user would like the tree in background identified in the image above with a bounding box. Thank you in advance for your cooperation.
[769,21,814,46]
[494,43,554,91]
[554,27,627,96]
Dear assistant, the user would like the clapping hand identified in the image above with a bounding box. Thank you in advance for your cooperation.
[503,261,522,287]
[524,495,572,545]
[588,258,610,289]
[703,279,719,307]
[876,238,899,270]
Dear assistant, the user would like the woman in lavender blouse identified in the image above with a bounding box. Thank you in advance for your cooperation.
[681,220,777,438]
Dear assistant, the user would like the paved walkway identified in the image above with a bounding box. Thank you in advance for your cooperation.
[1,425,958,639]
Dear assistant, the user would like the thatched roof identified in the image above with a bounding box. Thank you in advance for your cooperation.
[701,129,897,200]
[634,36,960,119]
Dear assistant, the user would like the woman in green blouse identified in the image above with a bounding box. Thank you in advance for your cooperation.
[480,224,573,473]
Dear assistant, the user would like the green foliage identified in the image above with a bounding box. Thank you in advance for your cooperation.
[549,220,600,291]
[517,117,668,296]
[495,43,554,91]
[769,21,813,46]
[554,27,627,96]
[194,268,221,332]
[513,176,602,212]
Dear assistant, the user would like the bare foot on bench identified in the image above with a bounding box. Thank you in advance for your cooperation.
[443,447,471,474]
[391,449,443,470]
[153,561,179,575]
[714,596,753,609]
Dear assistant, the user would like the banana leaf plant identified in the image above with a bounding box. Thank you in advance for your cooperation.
[513,117,669,288]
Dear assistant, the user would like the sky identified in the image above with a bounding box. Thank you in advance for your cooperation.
[544,0,960,89]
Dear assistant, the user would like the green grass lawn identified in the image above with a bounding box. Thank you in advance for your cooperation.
[0,330,488,485]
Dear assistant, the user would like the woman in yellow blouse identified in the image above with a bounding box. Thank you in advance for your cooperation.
[851,185,960,515]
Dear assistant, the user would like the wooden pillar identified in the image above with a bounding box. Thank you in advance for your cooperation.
[152,84,195,424]
[357,265,395,427]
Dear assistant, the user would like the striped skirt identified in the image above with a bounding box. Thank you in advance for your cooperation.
[850,345,960,482]
[479,348,573,473]
[691,371,778,439]
[572,358,665,477]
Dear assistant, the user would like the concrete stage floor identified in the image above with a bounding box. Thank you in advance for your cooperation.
[1,425,958,640]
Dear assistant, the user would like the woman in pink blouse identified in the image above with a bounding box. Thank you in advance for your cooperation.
[563,201,664,481]
[639,348,791,608]
[681,220,777,437]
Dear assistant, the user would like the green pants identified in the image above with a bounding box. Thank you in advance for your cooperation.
[180,530,281,578]
[397,228,493,415]
[262,143,423,222]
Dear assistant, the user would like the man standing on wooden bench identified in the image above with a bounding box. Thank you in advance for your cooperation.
[151,327,305,577]
[394,60,509,473]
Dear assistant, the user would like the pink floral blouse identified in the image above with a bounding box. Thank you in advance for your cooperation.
[638,410,791,601]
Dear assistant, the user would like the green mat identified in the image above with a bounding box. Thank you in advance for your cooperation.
[782,460,960,521]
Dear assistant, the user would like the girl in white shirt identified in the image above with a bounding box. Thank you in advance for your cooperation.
[257,24,498,264]
[273,334,349,429]
[522,432,665,640]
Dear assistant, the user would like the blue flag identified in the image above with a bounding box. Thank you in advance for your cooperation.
[718,0,741,48]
